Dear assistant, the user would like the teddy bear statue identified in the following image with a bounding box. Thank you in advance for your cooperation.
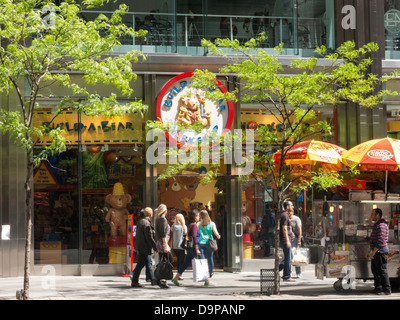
[105,183,132,237]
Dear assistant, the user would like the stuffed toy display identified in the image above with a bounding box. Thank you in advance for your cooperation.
[105,183,131,236]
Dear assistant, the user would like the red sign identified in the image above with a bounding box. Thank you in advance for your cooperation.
[155,72,234,148]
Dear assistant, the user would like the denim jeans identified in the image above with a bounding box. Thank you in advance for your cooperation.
[132,253,154,283]
[279,241,292,279]
[177,249,197,275]
[199,243,214,276]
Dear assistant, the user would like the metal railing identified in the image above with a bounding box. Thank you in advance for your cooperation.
[78,10,331,55]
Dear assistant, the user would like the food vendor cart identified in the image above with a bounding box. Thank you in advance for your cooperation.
[311,193,400,291]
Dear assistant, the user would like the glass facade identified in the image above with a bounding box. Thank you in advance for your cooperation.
[34,143,145,265]
[80,0,335,56]
[385,0,400,58]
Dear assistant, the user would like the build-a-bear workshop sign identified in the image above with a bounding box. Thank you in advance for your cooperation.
[155,72,234,148]
[33,111,143,145]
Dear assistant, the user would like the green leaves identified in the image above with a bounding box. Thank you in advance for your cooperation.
[165,38,396,200]
[0,0,147,167]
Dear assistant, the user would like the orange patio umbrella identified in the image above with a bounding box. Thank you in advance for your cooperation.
[274,140,346,166]
[341,137,400,194]
[341,138,400,171]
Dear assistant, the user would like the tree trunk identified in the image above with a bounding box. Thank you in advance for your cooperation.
[23,150,33,300]
[273,201,282,294]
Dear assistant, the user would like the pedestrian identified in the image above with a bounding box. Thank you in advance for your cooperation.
[172,209,201,286]
[197,209,221,286]
[369,207,391,295]
[260,209,275,257]
[154,204,173,289]
[279,200,295,281]
[289,209,302,278]
[130,207,157,288]
[172,213,187,274]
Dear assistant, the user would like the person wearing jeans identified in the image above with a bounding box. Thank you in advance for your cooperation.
[131,207,157,287]
[290,209,302,278]
[278,201,295,281]
[199,243,214,279]
[197,210,221,286]
[172,210,200,286]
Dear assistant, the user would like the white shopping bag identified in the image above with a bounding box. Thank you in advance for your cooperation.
[192,258,209,282]
[292,247,309,266]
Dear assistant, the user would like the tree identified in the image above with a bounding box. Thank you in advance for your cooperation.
[0,0,147,299]
[148,35,397,294]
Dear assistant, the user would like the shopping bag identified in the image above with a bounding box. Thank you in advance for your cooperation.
[154,256,173,280]
[292,247,309,266]
[192,257,209,282]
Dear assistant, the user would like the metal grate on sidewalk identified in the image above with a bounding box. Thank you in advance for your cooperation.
[260,269,275,295]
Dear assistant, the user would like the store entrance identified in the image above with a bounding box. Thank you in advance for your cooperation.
[158,175,226,269]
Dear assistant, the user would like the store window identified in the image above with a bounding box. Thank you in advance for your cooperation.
[77,0,334,56]
[34,144,144,265]
[240,180,276,259]
[33,108,144,265]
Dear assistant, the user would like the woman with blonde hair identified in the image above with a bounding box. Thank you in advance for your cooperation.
[197,209,221,286]
[172,209,201,286]
[171,213,187,274]
[154,204,172,288]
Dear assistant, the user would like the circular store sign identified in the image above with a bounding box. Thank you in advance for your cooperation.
[156,72,234,148]
[385,9,400,34]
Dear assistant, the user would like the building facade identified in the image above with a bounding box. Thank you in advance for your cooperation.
[1,0,399,277]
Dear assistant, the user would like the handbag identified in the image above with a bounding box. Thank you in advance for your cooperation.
[154,256,173,280]
[208,238,218,252]
[200,224,218,252]
[181,234,194,250]
[192,257,209,282]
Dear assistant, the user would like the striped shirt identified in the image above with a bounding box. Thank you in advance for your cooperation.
[370,219,389,254]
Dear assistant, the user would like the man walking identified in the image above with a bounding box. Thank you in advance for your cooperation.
[369,208,391,295]
[289,209,302,278]
[131,207,157,288]
[279,201,295,281]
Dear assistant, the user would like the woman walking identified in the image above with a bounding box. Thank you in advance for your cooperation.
[154,204,172,289]
[197,210,221,286]
[172,213,187,273]
[172,209,201,286]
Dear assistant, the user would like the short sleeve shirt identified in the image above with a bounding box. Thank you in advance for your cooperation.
[280,211,294,242]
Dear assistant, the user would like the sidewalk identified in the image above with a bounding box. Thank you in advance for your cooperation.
[0,266,399,300]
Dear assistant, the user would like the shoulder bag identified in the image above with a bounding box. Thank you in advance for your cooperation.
[201,224,218,252]
[181,233,194,250]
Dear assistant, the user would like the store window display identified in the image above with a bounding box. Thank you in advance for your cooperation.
[34,145,144,265]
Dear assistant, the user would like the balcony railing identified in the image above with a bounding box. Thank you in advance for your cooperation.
[77,10,333,56]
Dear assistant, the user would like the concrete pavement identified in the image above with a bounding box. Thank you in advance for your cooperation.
[0,266,399,300]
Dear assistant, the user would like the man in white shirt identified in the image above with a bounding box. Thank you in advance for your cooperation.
[289,209,302,278]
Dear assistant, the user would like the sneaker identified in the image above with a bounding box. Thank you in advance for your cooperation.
[376,290,392,295]
[282,277,296,282]
[171,279,182,287]
[151,279,158,286]
[158,281,170,289]
[204,282,215,286]
[296,274,302,279]
[209,272,214,278]
[131,282,144,288]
